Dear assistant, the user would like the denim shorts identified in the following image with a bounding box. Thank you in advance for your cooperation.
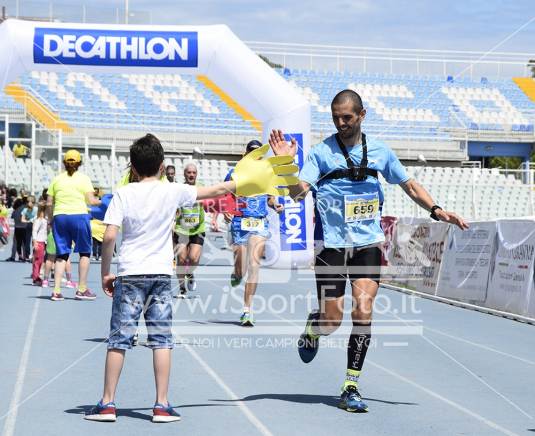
[108,275,174,350]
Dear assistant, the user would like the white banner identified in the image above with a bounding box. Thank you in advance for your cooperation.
[437,222,496,302]
[485,220,535,316]
[387,218,449,294]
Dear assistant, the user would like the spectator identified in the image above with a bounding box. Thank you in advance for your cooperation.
[22,196,38,261]
[8,197,28,261]
[46,149,101,301]
[91,218,105,261]
[39,188,48,204]
[13,142,29,159]
[7,188,17,208]
[31,204,47,285]
[0,198,9,246]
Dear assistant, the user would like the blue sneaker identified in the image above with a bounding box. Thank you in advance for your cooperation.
[84,400,117,422]
[297,311,320,363]
[152,403,181,423]
[338,386,369,413]
[240,311,254,327]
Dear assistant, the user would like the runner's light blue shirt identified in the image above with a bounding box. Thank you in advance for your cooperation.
[300,134,409,248]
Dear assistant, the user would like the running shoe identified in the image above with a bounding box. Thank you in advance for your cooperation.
[230,273,242,287]
[66,280,77,289]
[185,274,197,292]
[152,403,181,423]
[84,400,117,422]
[338,385,368,413]
[41,279,49,288]
[75,289,97,300]
[50,292,64,301]
[297,310,320,363]
[176,285,188,299]
[240,311,254,327]
[33,278,43,286]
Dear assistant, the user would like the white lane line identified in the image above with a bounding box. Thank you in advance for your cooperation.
[2,287,42,436]
[381,287,535,366]
[383,342,408,347]
[374,300,534,420]
[423,326,535,366]
[271,312,520,436]
[180,337,273,436]
[368,360,520,436]
[420,333,533,420]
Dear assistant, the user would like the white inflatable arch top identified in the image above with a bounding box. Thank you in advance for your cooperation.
[0,19,313,268]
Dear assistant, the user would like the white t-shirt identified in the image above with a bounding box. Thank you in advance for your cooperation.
[104,181,197,276]
[32,217,48,243]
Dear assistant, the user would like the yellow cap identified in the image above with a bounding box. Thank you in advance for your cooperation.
[64,149,81,163]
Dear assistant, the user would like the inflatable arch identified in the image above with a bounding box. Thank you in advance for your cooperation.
[0,19,313,268]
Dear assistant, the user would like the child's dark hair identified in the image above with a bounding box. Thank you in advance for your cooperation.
[130,134,165,178]
[37,203,46,217]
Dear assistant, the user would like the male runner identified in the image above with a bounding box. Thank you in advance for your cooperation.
[174,163,205,297]
[269,90,468,412]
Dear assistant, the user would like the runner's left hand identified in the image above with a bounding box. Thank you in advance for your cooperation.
[435,209,469,230]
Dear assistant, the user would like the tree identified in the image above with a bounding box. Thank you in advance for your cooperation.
[489,156,522,169]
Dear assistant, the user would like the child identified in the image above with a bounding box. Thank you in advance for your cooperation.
[90,218,105,261]
[31,204,47,285]
[84,133,295,423]
[42,231,76,292]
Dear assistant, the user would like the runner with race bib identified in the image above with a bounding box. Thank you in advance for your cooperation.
[174,163,205,297]
[224,140,284,326]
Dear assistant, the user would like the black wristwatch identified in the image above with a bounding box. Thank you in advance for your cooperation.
[430,205,442,221]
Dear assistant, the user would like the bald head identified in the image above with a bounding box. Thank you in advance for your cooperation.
[184,163,198,185]
[331,89,363,114]
[184,163,197,173]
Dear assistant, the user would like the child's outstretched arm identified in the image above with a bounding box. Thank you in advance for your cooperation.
[101,224,119,297]
[196,181,235,200]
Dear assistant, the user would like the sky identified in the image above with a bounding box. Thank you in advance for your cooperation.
[4,0,535,53]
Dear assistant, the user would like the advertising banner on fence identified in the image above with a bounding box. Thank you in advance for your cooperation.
[380,216,398,266]
[485,220,535,316]
[387,218,449,294]
[436,222,496,303]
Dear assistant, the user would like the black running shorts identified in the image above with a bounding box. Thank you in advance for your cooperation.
[314,245,382,299]
[174,232,205,246]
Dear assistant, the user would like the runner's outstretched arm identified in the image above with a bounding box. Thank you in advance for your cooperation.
[400,178,469,230]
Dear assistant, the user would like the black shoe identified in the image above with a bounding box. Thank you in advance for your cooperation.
[298,310,320,363]
[4,257,15,262]
[175,285,187,299]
